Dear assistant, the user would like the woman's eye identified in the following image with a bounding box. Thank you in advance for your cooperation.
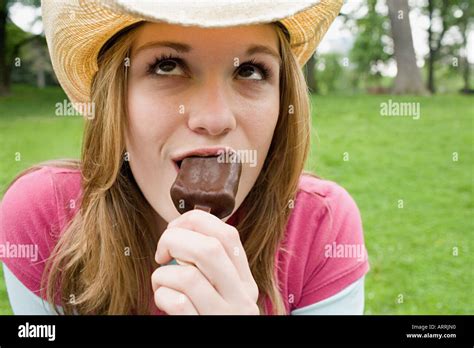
[148,57,270,81]
[153,59,185,76]
[236,65,264,80]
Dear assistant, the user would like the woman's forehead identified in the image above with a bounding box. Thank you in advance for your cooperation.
[131,22,280,59]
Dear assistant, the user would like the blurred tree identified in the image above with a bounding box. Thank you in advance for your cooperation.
[304,10,346,94]
[303,54,318,93]
[350,0,391,89]
[315,53,344,94]
[17,33,52,88]
[424,0,458,93]
[455,0,473,93]
[387,0,427,94]
[0,0,8,95]
[0,0,41,95]
[432,1,473,94]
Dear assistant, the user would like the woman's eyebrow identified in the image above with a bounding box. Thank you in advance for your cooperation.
[246,44,281,66]
[134,40,191,55]
[134,40,281,65]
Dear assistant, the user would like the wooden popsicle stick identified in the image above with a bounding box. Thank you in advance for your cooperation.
[175,205,211,266]
[193,205,211,213]
[175,258,193,266]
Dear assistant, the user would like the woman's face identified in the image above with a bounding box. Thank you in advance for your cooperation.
[126,22,281,227]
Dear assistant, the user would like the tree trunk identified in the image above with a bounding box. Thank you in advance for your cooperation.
[387,0,428,95]
[303,54,318,94]
[37,69,45,88]
[0,0,9,96]
[427,0,436,93]
[460,22,470,92]
[427,48,435,93]
[461,57,470,92]
[426,0,450,94]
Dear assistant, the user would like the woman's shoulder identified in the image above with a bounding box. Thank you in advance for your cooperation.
[1,165,82,235]
[1,164,81,211]
[278,173,368,312]
[295,173,360,219]
[0,165,82,295]
[286,173,364,246]
[298,173,353,197]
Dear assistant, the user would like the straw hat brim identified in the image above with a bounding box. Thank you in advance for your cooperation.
[41,0,343,105]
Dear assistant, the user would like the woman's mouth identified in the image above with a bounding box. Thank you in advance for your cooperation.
[171,146,235,173]
[173,159,183,172]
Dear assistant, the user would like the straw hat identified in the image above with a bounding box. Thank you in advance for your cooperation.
[41,0,343,106]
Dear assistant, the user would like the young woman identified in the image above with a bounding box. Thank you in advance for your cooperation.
[0,0,369,315]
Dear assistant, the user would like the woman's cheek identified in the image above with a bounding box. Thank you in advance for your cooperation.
[236,102,279,209]
[126,87,183,223]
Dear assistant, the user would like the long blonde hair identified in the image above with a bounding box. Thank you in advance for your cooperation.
[6,21,311,314]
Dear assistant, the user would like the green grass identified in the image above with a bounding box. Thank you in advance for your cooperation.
[0,85,83,192]
[0,85,472,314]
[306,94,473,314]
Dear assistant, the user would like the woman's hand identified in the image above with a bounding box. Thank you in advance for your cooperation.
[152,209,260,315]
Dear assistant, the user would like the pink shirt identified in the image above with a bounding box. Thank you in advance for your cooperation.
[0,166,369,314]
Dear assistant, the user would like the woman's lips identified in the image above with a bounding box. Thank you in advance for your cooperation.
[171,146,236,173]
[172,146,232,162]
[172,160,181,173]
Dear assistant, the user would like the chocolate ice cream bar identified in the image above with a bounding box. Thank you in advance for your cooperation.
[170,155,242,219]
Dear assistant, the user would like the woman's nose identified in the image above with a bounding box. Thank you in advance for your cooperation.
[187,79,237,136]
